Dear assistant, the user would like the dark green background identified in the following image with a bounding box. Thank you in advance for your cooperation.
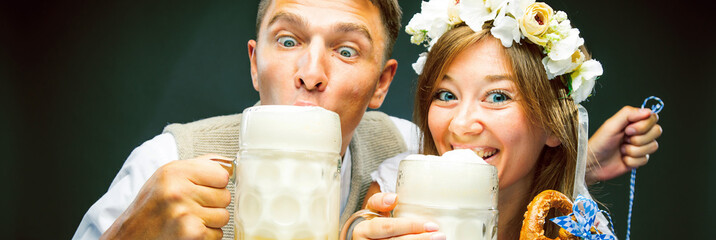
[2,0,713,239]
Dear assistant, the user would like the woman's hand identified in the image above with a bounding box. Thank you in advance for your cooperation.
[351,192,445,240]
[586,106,662,184]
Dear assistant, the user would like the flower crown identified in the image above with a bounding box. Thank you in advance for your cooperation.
[406,0,603,104]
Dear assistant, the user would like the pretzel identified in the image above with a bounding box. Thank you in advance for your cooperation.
[520,190,579,240]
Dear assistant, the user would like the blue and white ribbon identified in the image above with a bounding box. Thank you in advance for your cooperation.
[624,96,664,240]
[551,195,616,240]
[641,96,664,114]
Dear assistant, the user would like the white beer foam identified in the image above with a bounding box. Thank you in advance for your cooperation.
[397,149,498,209]
[240,105,342,154]
[441,149,488,164]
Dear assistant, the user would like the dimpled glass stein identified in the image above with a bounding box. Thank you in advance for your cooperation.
[393,151,499,240]
[236,106,341,240]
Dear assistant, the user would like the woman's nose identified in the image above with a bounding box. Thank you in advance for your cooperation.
[448,104,484,136]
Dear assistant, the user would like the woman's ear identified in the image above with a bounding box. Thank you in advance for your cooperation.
[546,134,561,147]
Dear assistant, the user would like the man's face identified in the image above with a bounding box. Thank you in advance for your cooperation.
[249,0,397,156]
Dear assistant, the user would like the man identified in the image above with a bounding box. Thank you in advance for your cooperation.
[74,0,417,239]
[74,0,661,239]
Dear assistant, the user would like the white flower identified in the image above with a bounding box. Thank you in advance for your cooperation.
[491,13,521,47]
[504,0,535,18]
[427,23,450,42]
[482,0,509,13]
[422,0,462,44]
[447,2,462,25]
[406,0,461,46]
[410,32,427,45]
[549,19,572,38]
[405,13,428,34]
[544,32,562,44]
[489,0,509,8]
[423,0,455,38]
[570,59,602,103]
[542,50,585,79]
[406,13,431,44]
[419,0,450,20]
[460,0,501,33]
[412,52,429,75]
[554,10,568,22]
[547,28,584,60]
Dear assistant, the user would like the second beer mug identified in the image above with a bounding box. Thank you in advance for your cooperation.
[394,149,499,240]
[236,106,342,240]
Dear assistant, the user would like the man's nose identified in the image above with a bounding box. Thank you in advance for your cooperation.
[448,103,484,136]
[295,41,328,91]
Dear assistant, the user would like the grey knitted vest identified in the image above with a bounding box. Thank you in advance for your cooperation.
[163,111,407,239]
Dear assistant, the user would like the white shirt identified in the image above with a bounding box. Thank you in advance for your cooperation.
[370,151,412,193]
[72,116,419,240]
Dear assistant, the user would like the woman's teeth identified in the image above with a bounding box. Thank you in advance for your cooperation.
[452,146,498,159]
[474,149,497,159]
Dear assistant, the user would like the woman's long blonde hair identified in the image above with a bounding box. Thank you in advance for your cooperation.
[413,25,584,238]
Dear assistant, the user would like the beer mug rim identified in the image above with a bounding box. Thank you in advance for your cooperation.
[243,105,338,115]
[399,156,496,169]
[239,148,342,155]
[395,201,498,211]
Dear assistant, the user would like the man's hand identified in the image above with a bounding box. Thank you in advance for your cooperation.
[586,106,662,184]
[101,154,232,240]
[351,192,445,240]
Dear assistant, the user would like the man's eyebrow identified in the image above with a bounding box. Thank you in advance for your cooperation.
[267,12,307,29]
[333,23,372,42]
[268,12,373,43]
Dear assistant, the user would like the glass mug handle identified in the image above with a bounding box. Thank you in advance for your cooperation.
[339,209,388,240]
[210,157,236,181]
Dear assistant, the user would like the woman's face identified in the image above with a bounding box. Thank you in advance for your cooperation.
[427,38,560,191]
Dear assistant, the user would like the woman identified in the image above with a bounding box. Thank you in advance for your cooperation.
[348,1,661,239]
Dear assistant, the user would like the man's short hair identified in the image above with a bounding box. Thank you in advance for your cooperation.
[255,0,402,61]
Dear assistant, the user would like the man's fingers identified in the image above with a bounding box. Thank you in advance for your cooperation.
[353,217,439,239]
[211,158,235,179]
[365,192,398,213]
[185,156,232,188]
[198,206,231,229]
[174,215,224,240]
[191,185,231,208]
[621,141,659,159]
[203,227,224,240]
[626,124,662,145]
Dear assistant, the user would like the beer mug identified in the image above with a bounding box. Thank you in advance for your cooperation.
[394,150,498,240]
[235,106,342,240]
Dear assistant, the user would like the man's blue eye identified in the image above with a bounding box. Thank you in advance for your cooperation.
[487,92,510,103]
[436,91,457,101]
[338,46,357,57]
[278,36,297,47]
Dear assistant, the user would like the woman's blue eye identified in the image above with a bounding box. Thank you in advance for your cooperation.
[487,92,510,103]
[278,36,297,47]
[436,91,457,101]
[338,46,357,57]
